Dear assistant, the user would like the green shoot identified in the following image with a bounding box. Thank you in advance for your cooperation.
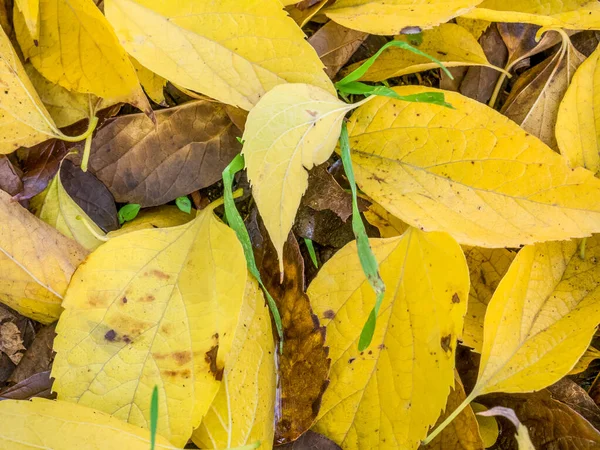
[118,203,141,225]
[175,196,192,214]
[222,154,284,348]
[339,122,385,351]
[150,386,158,450]
[304,237,319,268]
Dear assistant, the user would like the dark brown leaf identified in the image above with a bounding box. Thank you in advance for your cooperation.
[8,323,55,385]
[85,100,241,207]
[0,156,22,196]
[0,371,54,400]
[16,139,69,201]
[0,353,15,384]
[248,213,330,444]
[548,378,600,432]
[498,24,568,70]
[309,21,368,79]
[303,164,353,221]
[278,431,342,450]
[60,159,118,232]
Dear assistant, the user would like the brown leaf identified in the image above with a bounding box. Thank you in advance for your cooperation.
[420,372,484,450]
[0,371,54,400]
[303,164,353,221]
[86,100,241,207]
[60,159,118,232]
[479,390,600,450]
[548,378,600,433]
[8,323,56,385]
[0,353,15,384]
[0,156,23,197]
[278,430,342,450]
[309,21,368,79]
[16,139,69,201]
[0,322,25,365]
[501,33,585,149]
[247,212,330,444]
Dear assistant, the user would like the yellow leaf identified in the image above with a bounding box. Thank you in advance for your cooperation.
[280,0,299,5]
[14,0,39,40]
[347,86,600,248]
[343,24,496,82]
[473,236,600,397]
[131,57,167,107]
[569,345,600,375]
[0,25,60,154]
[556,45,600,175]
[51,204,247,447]
[462,247,515,353]
[243,83,358,271]
[104,0,335,111]
[192,278,276,449]
[364,202,410,238]
[471,403,499,448]
[308,228,469,449]
[322,0,483,35]
[31,168,106,251]
[0,398,177,449]
[462,0,600,29]
[0,189,87,323]
[108,206,194,238]
[455,17,491,40]
[14,0,150,113]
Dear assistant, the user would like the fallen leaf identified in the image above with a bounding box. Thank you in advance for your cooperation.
[0,156,23,196]
[363,202,409,238]
[477,406,535,450]
[0,25,61,153]
[243,83,356,271]
[455,17,490,40]
[279,430,342,450]
[0,398,176,449]
[14,0,38,40]
[131,57,167,106]
[420,372,484,450]
[308,228,469,449]
[322,0,483,35]
[547,378,600,432]
[248,218,330,444]
[0,371,54,400]
[85,100,241,207]
[462,247,515,353]
[570,346,600,375]
[471,403,499,448]
[287,0,329,27]
[9,323,56,384]
[192,278,276,449]
[51,202,247,446]
[347,86,600,248]
[0,322,25,364]
[308,21,368,79]
[342,23,496,82]
[501,30,585,150]
[0,189,88,323]
[462,0,600,30]
[0,0,12,35]
[303,164,353,222]
[108,206,194,238]
[471,236,600,398]
[556,45,600,175]
[14,0,150,114]
[105,0,335,110]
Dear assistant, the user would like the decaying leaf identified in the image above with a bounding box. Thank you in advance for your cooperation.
[279,430,342,450]
[130,57,167,106]
[192,278,276,449]
[556,45,600,175]
[105,0,334,110]
[548,378,600,432]
[0,156,23,196]
[501,30,585,150]
[343,23,496,82]
[308,228,469,449]
[14,0,150,113]
[51,203,247,446]
[0,190,88,323]
[462,247,515,353]
[0,398,176,449]
[472,236,600,397]
[9,323,56,384]
[0,371,54,400]
[303,164,353,222]
[322,0,483,35]
[570,346,600,375]
[243,83,356,271]
[85,100,241,207]
[0,321,25,364]
[347,86,600,248]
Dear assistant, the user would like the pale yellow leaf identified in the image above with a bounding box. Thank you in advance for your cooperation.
[472,236,600,397]
[192,278,276,449]
[14,0,38,40]
[108,206,194,238]
[364,202,410,238]
[280,0,299,5]
[556,45,600,175]
[471,403,499,448]
[569,345,600,375]
[0,25,60,154]
[462,0,600,29]
[0,189,88,323]
[14,0,150,113]
[31,168,106,251]
[343,24,496,82]
[323,0,484,35]
[0,398,177,449]
[462,247,515,353]
[104,0,335,110]
[347,86,600,248]
[51,204,247,447]
[131,57,167,106]
[308,228,469,450]
[243,83,358,271]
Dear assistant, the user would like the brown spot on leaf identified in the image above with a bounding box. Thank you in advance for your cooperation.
[205,345,223,381]
[323,310,335,319]
[149,269,170,280]
[104,330,117,341]
[161,369,191,379]
[121,297,128,304]
[451,293,460,304]
[441,334,452,353]
[306,110,318,117]
[140,294,156,303]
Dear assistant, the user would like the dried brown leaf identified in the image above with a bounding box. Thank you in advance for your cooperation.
[86,100,241,207]
[0,322,25,365]
[302,164,353,221]
[16,139,69,201]
[0,156,23,197]
[0,371,54,400]
[8,323,55,385]
[279,430,342,450]
[287,0,329,27]
[547,378,600,432]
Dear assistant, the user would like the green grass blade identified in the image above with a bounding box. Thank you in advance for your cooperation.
[150,386,158,450]
[339,122,385,351]
[304,237,319,268]
[334,82,453,107]
[223,154,284,347]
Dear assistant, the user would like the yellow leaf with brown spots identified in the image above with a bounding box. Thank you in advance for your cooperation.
[308,228,469,450]
[51,204,247,447]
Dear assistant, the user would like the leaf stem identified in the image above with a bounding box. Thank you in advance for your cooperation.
[422,389,479,445]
